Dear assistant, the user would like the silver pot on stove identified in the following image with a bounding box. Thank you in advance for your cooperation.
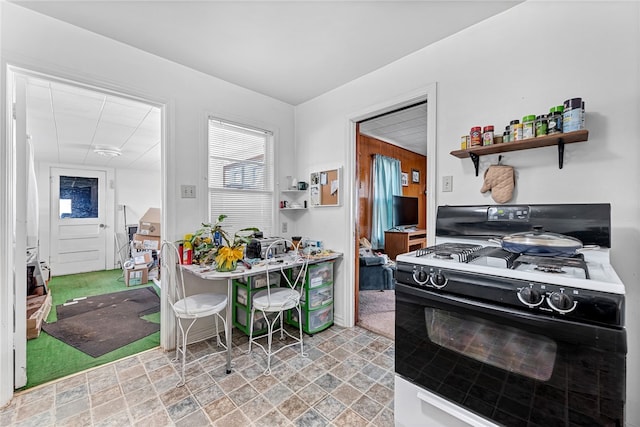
[494,226,585,257]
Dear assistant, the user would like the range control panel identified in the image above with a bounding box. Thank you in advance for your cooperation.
[395,262,624,328]
[487,206,530,221]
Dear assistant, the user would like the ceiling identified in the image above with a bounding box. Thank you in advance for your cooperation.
[13,1,521,106]
[13,1,522,168]
[25,76,162,171]
[359,102,427,155]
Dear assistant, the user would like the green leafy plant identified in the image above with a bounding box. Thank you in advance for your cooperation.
[188,215,259,266]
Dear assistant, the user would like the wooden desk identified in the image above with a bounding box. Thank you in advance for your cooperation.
[384,229,427,260]
[182,251,342,373]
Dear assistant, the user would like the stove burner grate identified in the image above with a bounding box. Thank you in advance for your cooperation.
[416,243,484,262]
[513,255,590,279]
[467,247,520,269]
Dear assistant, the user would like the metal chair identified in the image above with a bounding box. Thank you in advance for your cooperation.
[161,241,228,386]
[248,239,309,375]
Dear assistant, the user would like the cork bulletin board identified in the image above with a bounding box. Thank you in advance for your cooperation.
[310,167,341,206]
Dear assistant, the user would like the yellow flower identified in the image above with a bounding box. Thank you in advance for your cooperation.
[215,246,244,270]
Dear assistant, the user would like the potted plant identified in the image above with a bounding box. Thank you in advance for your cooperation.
[189,215,259,271]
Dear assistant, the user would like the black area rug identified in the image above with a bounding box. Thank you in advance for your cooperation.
[42,287,160,358]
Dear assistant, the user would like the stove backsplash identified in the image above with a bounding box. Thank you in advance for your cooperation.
[435,204,611,248]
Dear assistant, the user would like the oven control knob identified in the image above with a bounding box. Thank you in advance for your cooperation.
[547,292,578,314]
[429,271,448,289]
[517,287,544,307]
[413,268,429,285]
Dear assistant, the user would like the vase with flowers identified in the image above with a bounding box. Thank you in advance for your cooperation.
[189,215,259,272]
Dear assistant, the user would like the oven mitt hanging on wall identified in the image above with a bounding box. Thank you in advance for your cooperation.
[480,165,515,204]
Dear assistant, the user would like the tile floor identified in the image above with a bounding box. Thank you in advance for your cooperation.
[0,325,395,426]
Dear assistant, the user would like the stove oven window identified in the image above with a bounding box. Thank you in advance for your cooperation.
[425,309,557,381]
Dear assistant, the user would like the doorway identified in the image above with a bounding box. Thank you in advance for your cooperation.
[9,66,164,389]
[350,85,437,335]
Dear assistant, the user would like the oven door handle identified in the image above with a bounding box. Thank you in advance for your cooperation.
[416,390,498,427]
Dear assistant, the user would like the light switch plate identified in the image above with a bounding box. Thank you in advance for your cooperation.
[442,176,453,192]
[181,185,196,198]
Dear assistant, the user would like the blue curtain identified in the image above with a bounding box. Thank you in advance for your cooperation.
[371,155,402,249]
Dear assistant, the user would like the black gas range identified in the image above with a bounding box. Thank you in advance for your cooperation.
[394,204,626,427]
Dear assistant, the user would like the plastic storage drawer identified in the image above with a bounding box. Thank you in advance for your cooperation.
[292,261,334,289]
[308,262,333,288]
[300,284,333,310]
[289,304,333,334]
[235,272,281,289]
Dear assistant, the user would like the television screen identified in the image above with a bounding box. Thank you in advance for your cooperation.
[392,195,419,229]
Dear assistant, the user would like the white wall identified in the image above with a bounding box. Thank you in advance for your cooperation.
[1,2,296,244]
[114,167,161,226]
[295,2,640,426]
[0,1,296,407]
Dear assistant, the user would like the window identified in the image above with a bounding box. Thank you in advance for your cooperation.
[208,118,274,236]
[58,176,99,219]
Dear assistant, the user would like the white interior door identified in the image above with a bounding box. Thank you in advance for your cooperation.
[50,168,107,275]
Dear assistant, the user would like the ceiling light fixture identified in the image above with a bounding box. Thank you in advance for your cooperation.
[94,147,122,157]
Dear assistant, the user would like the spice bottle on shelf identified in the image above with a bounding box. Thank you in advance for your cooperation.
[482,125,494,146]
[548,106,564,134]
[522,115,536,139]
[562,97,582,133]
[503,126,511,143]
[535,114,548,137]
[511,121,523,141]
[470,126,482,147]
[461,135,469,150]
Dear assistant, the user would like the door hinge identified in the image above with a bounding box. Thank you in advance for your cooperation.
[12,102,17,120]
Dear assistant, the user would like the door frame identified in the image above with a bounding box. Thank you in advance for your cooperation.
[347,83,438,326]
[2,63,167,405]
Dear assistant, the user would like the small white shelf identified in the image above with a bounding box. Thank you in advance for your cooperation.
[280,189,308,212]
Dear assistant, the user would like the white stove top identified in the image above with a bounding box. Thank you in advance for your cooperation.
[396,237,625,295]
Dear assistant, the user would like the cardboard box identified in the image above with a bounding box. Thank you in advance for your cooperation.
[138,207,161,237]
[125,265,149,286]
[133,233,161,251]
[27,292,52,339]
[134,252,152,265]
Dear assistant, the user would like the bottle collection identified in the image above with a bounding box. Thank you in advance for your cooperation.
[460,97,585,150]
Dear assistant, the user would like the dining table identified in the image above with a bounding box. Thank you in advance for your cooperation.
[181,250,342,373]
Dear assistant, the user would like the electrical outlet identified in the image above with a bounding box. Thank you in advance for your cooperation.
[180,185,196,198]
[281,222,288,233]
[442,176,453,192]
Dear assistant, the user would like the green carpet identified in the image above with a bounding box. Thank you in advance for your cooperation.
[23,269,160,390]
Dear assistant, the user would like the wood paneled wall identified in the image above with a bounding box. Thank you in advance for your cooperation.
[356,131,427,246]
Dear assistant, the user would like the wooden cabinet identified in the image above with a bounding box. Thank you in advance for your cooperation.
[384,229,427,260]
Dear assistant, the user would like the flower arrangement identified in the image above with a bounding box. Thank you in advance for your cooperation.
[189,215,259,271]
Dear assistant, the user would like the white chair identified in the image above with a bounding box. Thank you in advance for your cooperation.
[161,241,228,386]
[248,239,309,375]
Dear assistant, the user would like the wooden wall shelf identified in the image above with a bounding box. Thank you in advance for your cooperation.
[450,130,589,176]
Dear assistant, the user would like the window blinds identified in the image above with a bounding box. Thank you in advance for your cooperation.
[208,118,274,237]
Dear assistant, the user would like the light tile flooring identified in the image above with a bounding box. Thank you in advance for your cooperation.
[0,325,395,426]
